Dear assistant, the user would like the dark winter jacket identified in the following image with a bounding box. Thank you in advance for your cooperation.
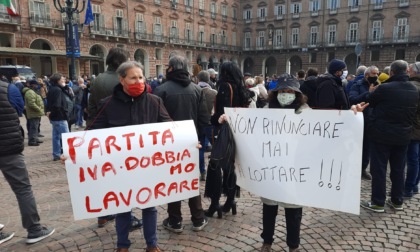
[91,84,171,129]
[46,83,69,121]
[7,83,24,116]
[345,73,364,94]
[366,74,419,145]
[409,77,420,140]
[348,78,374,128]
[0,81,24,156]
[154,69,210,137]
[300,75,318,108]
[88,67,119,125]
[315,73,349,110]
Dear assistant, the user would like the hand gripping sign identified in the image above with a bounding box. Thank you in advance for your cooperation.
[224,108,364,215]
[62,120,199,220]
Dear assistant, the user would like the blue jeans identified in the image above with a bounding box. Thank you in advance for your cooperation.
[198,134,208,174]
[74,104,84,126]
[116,208,157,248]
[50,120,69,159]
[405,140,420,195]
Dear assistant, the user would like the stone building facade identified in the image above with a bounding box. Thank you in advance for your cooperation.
[0,0,419,79]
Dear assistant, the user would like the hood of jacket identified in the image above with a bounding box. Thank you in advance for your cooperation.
[166,69,191,87]
[317,73,343,86]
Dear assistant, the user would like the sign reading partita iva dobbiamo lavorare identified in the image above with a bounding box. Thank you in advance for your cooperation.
[62,120,199,220]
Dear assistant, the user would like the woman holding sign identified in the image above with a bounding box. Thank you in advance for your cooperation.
[91,61,172,252]
[259,74,308,252]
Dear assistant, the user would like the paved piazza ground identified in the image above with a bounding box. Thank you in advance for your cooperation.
[1,116,420,251]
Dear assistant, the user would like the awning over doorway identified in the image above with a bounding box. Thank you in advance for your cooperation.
[0,47,101,60]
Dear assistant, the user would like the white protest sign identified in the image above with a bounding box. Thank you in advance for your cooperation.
[62,120,199,220]
[224,108,363,215]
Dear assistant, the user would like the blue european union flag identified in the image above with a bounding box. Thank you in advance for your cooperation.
[84,0,94,25]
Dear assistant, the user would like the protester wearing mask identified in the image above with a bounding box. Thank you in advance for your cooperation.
[315,59,350,110]
[91,61,170,252]
[349,66,380,180]
[261,74,308,252]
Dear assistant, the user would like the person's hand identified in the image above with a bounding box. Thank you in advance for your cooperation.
[46,111,51,118]
[369,84,377,92]
[218,114,227,124]
[351,102,369,115]
[60,154,67,164]
[197,142,202,149]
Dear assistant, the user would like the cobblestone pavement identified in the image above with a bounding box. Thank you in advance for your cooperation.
[1,116,420,251]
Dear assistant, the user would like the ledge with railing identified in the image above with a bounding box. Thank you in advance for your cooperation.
[0,12,20,24]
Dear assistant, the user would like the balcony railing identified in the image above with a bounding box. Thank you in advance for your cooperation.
[91,26,129,38]
[0,12,20,24]
[29,16,67,29]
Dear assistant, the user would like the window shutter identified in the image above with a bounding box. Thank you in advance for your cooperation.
[99,14,105,31]
[123,19,128,36]
[29,0,35,19]
[113,17,117,33]
[45,4,51,21]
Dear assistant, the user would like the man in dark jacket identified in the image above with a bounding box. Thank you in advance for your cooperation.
[46,73,69,161]
[92,61,170,252]
[349,66,380,181]
[315,59,349,110]
[0,80,55,245]
[87,47,129,126]
[404,62,420,198]
[154,54,210,233]
[299,68,318,107]
[345,65,367,94]
[361,60,419,213]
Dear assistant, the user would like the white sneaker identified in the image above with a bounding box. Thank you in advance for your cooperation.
[75,125,79,130]
[0,224,4,230]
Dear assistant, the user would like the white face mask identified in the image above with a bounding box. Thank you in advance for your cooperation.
[341,70,348,80]
[277,93,296,107]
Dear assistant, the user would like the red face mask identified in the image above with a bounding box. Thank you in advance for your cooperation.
[126,82,145,97]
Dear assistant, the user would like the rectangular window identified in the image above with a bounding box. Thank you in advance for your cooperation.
[257,31,265,48]
[210,2,216,19]
[199,0,205,10]
[292,28,299,46]
[221,5,227,20]
[310,0,320,12]
[232,32,237,46]
[154,0,161,5]
[154,17,162,41]
[244,32,251,49]
[371,50,380,61]
[258,7,266,20]
[185,23,192,43]
[328,24,336,45]
[210,28,216,45]
[372,20,382,42]
[395,49,405,60]
[274,29,283,48]
[135,13,145,39]
[328,0,340,13]
[244,9,252,20]
[348,22,358,43]
[232,8,237,20]
[291,3,301,17]
[274,5,285,19]
[372,0,383,9]
[348,0,360,8]
[398,0,409,7]
[395,18,408,42]
[309,26,318,46]
[91,4,101,32]
[198,25,205,44]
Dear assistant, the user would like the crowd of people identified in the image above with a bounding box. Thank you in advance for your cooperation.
[1,49,419,252]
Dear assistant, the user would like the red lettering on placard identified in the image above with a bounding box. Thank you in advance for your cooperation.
[87,165,98,181]
[139,134,144,148]
[88,138,102,159]
[161,129,174,145]
[67,136,84,164]
[79,167,85,182]
[152,152,164,166]
[125,157,138,170]
[85,196,102,213]
[166,151,175,163]
[179,180,190,192]
[102,162,116,177]
[170,163,182,175]
[191,178,199,190]
[105,135,121,154]
[149,131,159,145]
[167,182,178,196]
[119,189,132,206]
[136,187,152,204]
[122,132,135,151]
[181,149,191,159]
[140,156,150,168]
[103,191,119,209]
[78,166,99,183]
[154,182,166,198]
[184,163,195,173]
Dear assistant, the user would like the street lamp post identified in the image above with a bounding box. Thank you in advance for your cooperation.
[53,0,85,82]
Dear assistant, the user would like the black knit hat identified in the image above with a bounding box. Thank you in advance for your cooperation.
[328,59,346,74]
[28,79,38,85]
[272,73,301,93]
